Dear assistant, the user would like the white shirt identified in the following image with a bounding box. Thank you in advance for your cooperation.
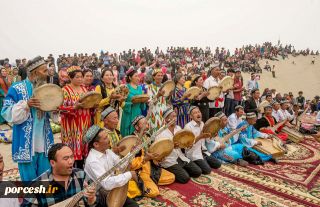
[184,120,210,161]
[156,125,190,168]
[84,149,132,191]
[278,109,294,121]
[203,76,224,108]
[0,183,20,207]
[272,109,281,122]
[246,79,258,90]
[228,113,242,130]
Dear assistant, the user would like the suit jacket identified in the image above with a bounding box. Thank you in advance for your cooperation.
[244,98,259,115]
[47,74,60,86]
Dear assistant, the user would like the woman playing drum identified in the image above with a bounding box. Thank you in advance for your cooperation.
[172,73,190,128]
[82,69,95,91]
[59,66,92,168]
[120,68,146,136]
[190,75,210,122]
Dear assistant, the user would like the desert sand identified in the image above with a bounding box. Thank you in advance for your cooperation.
[1,55,319,170]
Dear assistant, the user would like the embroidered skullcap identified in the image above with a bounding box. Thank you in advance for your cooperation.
[235,105,244,110]
[67,66,81,74]
[101,106,116,121]
[163,108,174,119]
[246,112,256,119]
[26,56,46,72]
[214,111,226,118]
[84,125,101,144]
[188,106,198,115]
[264,105,272,110]
[271,100,279,106]
[131,115,145,127]
[280,100,289,105]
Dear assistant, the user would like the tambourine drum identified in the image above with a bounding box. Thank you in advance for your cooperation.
[253,138,285,158]
[258,100,270,114]
[173,129,195,148]
[33,84,63,111]
[207,86,221,100]
[117,135,138,157]
[185,87,201,100]
[148,138,174,161]
[131,94,149,104]
[107,183,128,207]
[79,92,102,109]
[202,117,221,137]
[159,80,175,97]
[219,76,234,92]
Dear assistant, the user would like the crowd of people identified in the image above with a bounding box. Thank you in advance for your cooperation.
[0,42,319,207]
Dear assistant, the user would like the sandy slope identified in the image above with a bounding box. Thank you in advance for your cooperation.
[242,55,320,100]
[1,55,320,170]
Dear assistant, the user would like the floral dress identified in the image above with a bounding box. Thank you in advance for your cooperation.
[172,86,190,128]
[60,85,91,160]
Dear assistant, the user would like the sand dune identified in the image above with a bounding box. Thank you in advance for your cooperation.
[242,55,320,99]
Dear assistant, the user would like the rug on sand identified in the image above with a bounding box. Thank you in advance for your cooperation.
[3,137,320,207]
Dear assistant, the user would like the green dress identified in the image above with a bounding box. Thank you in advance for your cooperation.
[0,88,5,123]
[120,84,146,136]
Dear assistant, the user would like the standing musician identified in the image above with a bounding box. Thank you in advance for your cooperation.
[22,143,97,206]
[1,56,54,181]
[210,112,249,166]
[237,112,278,164]
[228,105,245,130]
[155,108,202,184]
[128,115,175,198]
[254,105,288,142]
[190,74,210,122]
[203,63,224,117]
[184,106,221,174]
[84,125,138,207]
[59,66,91,169]
[101,106,122,147]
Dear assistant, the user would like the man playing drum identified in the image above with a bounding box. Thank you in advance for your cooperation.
[128,115,175,198]
[84,125,138,207]
[155,108,202,184]
[101,106,122,147]
[1,56,54,181]
[184,106,221,174]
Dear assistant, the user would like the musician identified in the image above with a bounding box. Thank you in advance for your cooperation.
[145,69,167,134]
[59,66,91,169]
[203,63,224,117]
[184,106,221,174]
[278,100,295,127]
[84,125,138,207]
[244,88,260,116]
[156,108,202,183]
[228,105,245,130]
[1,56,54,181]
[272,101,281,122]
[237,112,278,163]
[102,106,122,147]
[190,74,210,122]
[128,115,175,198]
[254,105,288,142]
[120,68,146,136]
[210,112,249,166]
[22,143,97,206]
[95,69,124,128]
[172,73,190,128]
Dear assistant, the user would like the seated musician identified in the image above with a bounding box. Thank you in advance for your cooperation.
[227,105,245,130]
[184,106,221,174]
[22,143,97,206]
[84,125,138,207]
[254,105,288,142]
[278,100,295,127]
[237,112,278,164]
[128,115,175,198]
[156,108,202,184]
[209,112,249,166]
[101,106,122,147]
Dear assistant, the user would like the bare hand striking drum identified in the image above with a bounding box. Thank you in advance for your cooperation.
[79,91,102,109]
[185,86,201,100]
[159,80,175,97]
[148,138,174,161]
[33,84,63,111]
[219,76,234,92]
[207,86,221,100]
[173,129,195,148]
[117,135,139,157]
[202,117,221,137]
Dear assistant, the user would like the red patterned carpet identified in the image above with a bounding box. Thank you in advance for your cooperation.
[3,137,320,207]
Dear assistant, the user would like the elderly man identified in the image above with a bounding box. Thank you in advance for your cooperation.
[102,106,122,147]
[1,56,54,181]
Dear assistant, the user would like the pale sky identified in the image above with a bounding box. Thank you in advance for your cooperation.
[0,0,319,61]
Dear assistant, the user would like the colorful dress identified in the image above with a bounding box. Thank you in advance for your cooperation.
[94,85,115,128]
[0,77,9,124]
[172,86,190,128]
[146,83,168,134]
[60,85,91,160]
[254,115,288,141]
[120,84,146,136]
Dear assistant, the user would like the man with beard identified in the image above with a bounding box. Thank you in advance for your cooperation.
[1,56,54,181]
